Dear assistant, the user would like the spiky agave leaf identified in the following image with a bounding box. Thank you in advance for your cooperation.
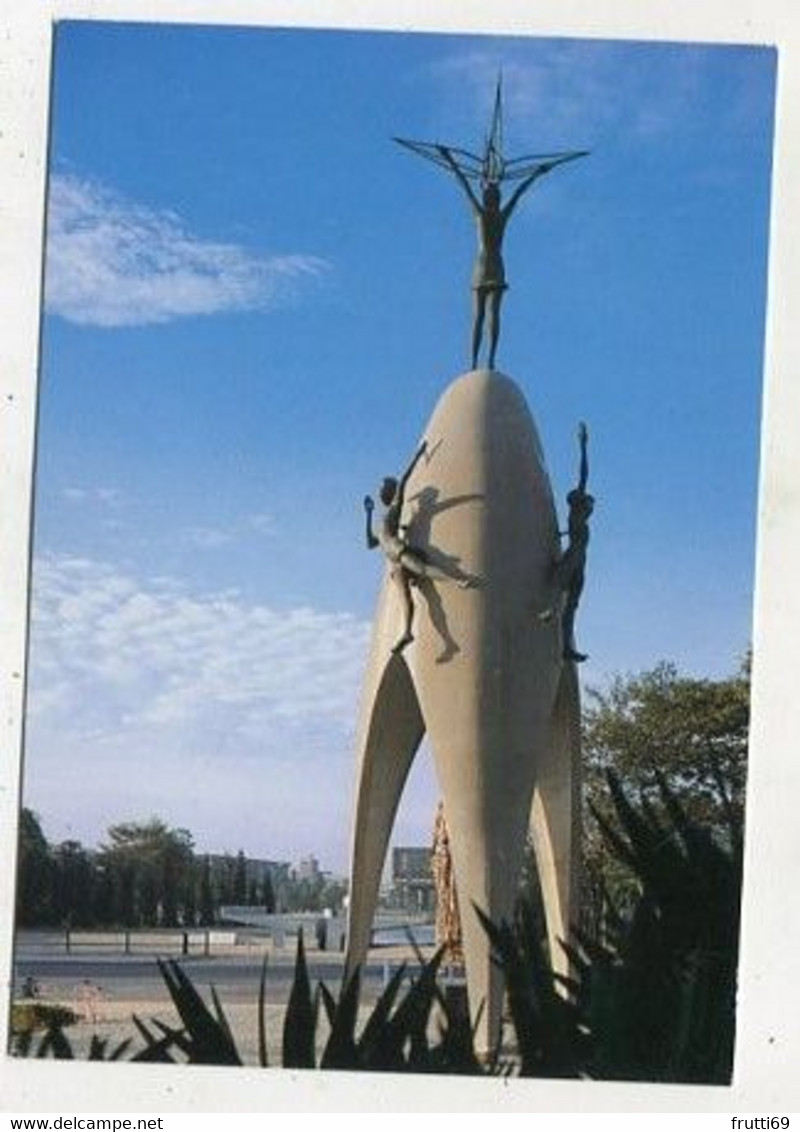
[35,1025,74,1060]
[380,948,445,1071]
[86,1034,133,1062]
[257,955,269,1069]
[209,985,237,1050]
[156,959,241,1065]
[589,770,742,1084]
[129,1015,180,1063]
[476,902,588,1078]
[354,963,409,1069]
[319,967,361,1069]
[150,1017,193,1058]
[318,981,337,1029]
[282,929,318,1069]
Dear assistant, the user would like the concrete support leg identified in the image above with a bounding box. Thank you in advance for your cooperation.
[345,653,425,978]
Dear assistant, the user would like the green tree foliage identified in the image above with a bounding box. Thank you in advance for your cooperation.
[92,863,116,927]
[52,840,95,926]
[198,855,216,926]
[262,869,276,915]
[583,773,741,1083]
[233,850,248,905]
[216,854,237,906]
[581,656,749,930]
[16,809,55,927]
[15,812,290,930]
[98,819,195,928]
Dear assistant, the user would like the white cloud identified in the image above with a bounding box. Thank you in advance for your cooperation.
[184,526,234,550]
[247,512,277,537]
[182,512,277,549]
[429,41,723,147]
[28,552,369,740]
[23,552,372,861]
[61,485,122,506]
[44,174,330,328]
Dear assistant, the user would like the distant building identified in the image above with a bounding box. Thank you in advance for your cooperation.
[391,846,435,913]
[206,854,290,896]
[296,854,321,882]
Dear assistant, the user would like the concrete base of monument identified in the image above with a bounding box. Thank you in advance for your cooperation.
[346,369,582,1054]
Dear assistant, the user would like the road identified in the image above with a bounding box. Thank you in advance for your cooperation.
[12,931,431,1008]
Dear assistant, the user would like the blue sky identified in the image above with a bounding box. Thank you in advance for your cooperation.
[23,22,775,871]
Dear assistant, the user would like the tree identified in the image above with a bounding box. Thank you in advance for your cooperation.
[92,864,117,926]
[584,657,749,827]
[216,854,236,906]
[183,867,198,928]
[16,809,55,927]
[580,656,750,929]
[233,850,248,905]
[52,840,96,927]
[198,855,216,926]
[99,819,195,927]
[262,869,276,915]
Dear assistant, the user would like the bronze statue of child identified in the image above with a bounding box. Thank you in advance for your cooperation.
[364,441,469,654]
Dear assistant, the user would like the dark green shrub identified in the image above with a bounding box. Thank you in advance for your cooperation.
[11,1002,80,1035]
[583,771,741,1083]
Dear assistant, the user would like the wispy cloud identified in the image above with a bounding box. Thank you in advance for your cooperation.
[182,511,277,550]
[23,553,371,859]
[428,40,745,148]
[28,552,368,739]
[247,512,277,537]
[183,526,234,550]
[61,485,122,506]
[44,174,330,328]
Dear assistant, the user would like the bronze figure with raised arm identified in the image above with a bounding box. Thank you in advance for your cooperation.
[437,146,558,370]
[556,421,594,662]
[364,441,470,654]
[394,77,587,370]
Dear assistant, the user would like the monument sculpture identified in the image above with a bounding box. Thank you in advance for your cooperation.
[395,79,586,370]
[345,79,590,1053]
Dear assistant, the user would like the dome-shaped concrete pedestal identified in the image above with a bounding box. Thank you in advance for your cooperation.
[346,370,582,1053]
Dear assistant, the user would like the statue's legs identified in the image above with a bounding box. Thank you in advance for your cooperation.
[344,653,425,979]
[487,290,502,370]
[561,569,586,661]
[390,567,415,653]
[471,290,486,369]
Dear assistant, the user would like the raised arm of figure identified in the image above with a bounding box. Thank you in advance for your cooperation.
[364,495,378,550]
[397,441,428,506]
[437,146,482,213]
[577,422,589,494]
[500,165,552,222]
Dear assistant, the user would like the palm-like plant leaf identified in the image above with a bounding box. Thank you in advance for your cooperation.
[588,770,742,1083]
[354,962,408,1066]
[156,958,241,1065]
[281,929,318,1068]
[35,1025,74,1060]
[257,956,269,1069]
[476,902,588,1078]
[319,967,361,1069]
[129,1014,180,1063]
